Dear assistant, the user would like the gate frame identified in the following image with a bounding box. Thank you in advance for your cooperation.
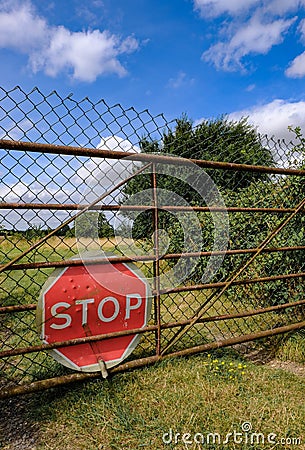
[0,138,305,398]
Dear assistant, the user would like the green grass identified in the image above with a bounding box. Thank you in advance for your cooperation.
[274,330,305,363]
[1,351,304,450]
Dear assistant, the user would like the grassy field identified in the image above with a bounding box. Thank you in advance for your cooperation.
[1,236,305,449]
[1,349,305,450]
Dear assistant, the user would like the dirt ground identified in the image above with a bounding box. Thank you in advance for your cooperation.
[0,396,39,450]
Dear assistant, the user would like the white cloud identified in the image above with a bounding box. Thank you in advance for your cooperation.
[203,15,295,71]
[31,28,138,82]
[74,136,140,203]
[228,99,305,141]
[195,0,305,73]
[0,180,69,203]
[284,17,305,78]
[286,51,305,77]
[0,208,72,231]
[167,71,195,89]
[99,136,139,153]
[0,2,47,51]
[0,136,141,230]
[194,0,260,17]
[194,0,305,17]
[168,71,186,88]
[0,181,28,201]
[0,0,139,82]
[298,17,305,41]
[246,83,256,92]
[264,0,305,15]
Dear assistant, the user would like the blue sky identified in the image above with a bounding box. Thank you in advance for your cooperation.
[1,0,305,141]
[2,0,305,228]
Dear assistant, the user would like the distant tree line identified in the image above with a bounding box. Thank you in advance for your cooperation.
[0,211,114,239]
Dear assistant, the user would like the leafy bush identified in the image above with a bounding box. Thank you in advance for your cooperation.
[166,175,304,311]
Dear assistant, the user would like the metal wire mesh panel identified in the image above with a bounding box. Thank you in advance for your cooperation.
[0,86,304,397]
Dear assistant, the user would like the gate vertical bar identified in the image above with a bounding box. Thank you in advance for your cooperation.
[151,163,162,355]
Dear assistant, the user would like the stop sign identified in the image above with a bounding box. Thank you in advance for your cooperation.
[37,259,151,372]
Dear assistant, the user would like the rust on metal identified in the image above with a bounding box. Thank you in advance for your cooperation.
[0,304,36,314]
[1,271,305,317]
[1,201,304,215]
[1,246,305,273]
[1,271,305,315]
[151,163,162,355]
[1,138,305,175]
[1,319,305,399]
[2,297,305,359]
[161,271,305,295]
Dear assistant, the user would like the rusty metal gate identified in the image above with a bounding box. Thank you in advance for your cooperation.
[0,87,304,398]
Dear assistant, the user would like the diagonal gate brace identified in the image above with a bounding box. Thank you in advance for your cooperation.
[161,195,305,356]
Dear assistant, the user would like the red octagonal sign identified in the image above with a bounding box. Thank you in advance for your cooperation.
[37,259,151,372]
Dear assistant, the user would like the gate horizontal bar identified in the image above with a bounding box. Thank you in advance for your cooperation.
[161,271,305,295]
[1,297,305,358]
[1,139,305,175]
[1,202,304,215]
[0,304,36,313]
[1,246,304,272]
[1,319,304,399]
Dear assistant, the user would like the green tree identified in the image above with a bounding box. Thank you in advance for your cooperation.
[74,212,114,238]
[97,213,115,238]
[23,224,46,241]
[55,224,71,237]
[121,116,274,239]
[162,115,274,188]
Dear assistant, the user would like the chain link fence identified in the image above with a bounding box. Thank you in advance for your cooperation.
[0,86,304,397]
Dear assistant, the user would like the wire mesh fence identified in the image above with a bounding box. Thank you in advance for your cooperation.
[0,86,304,397]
